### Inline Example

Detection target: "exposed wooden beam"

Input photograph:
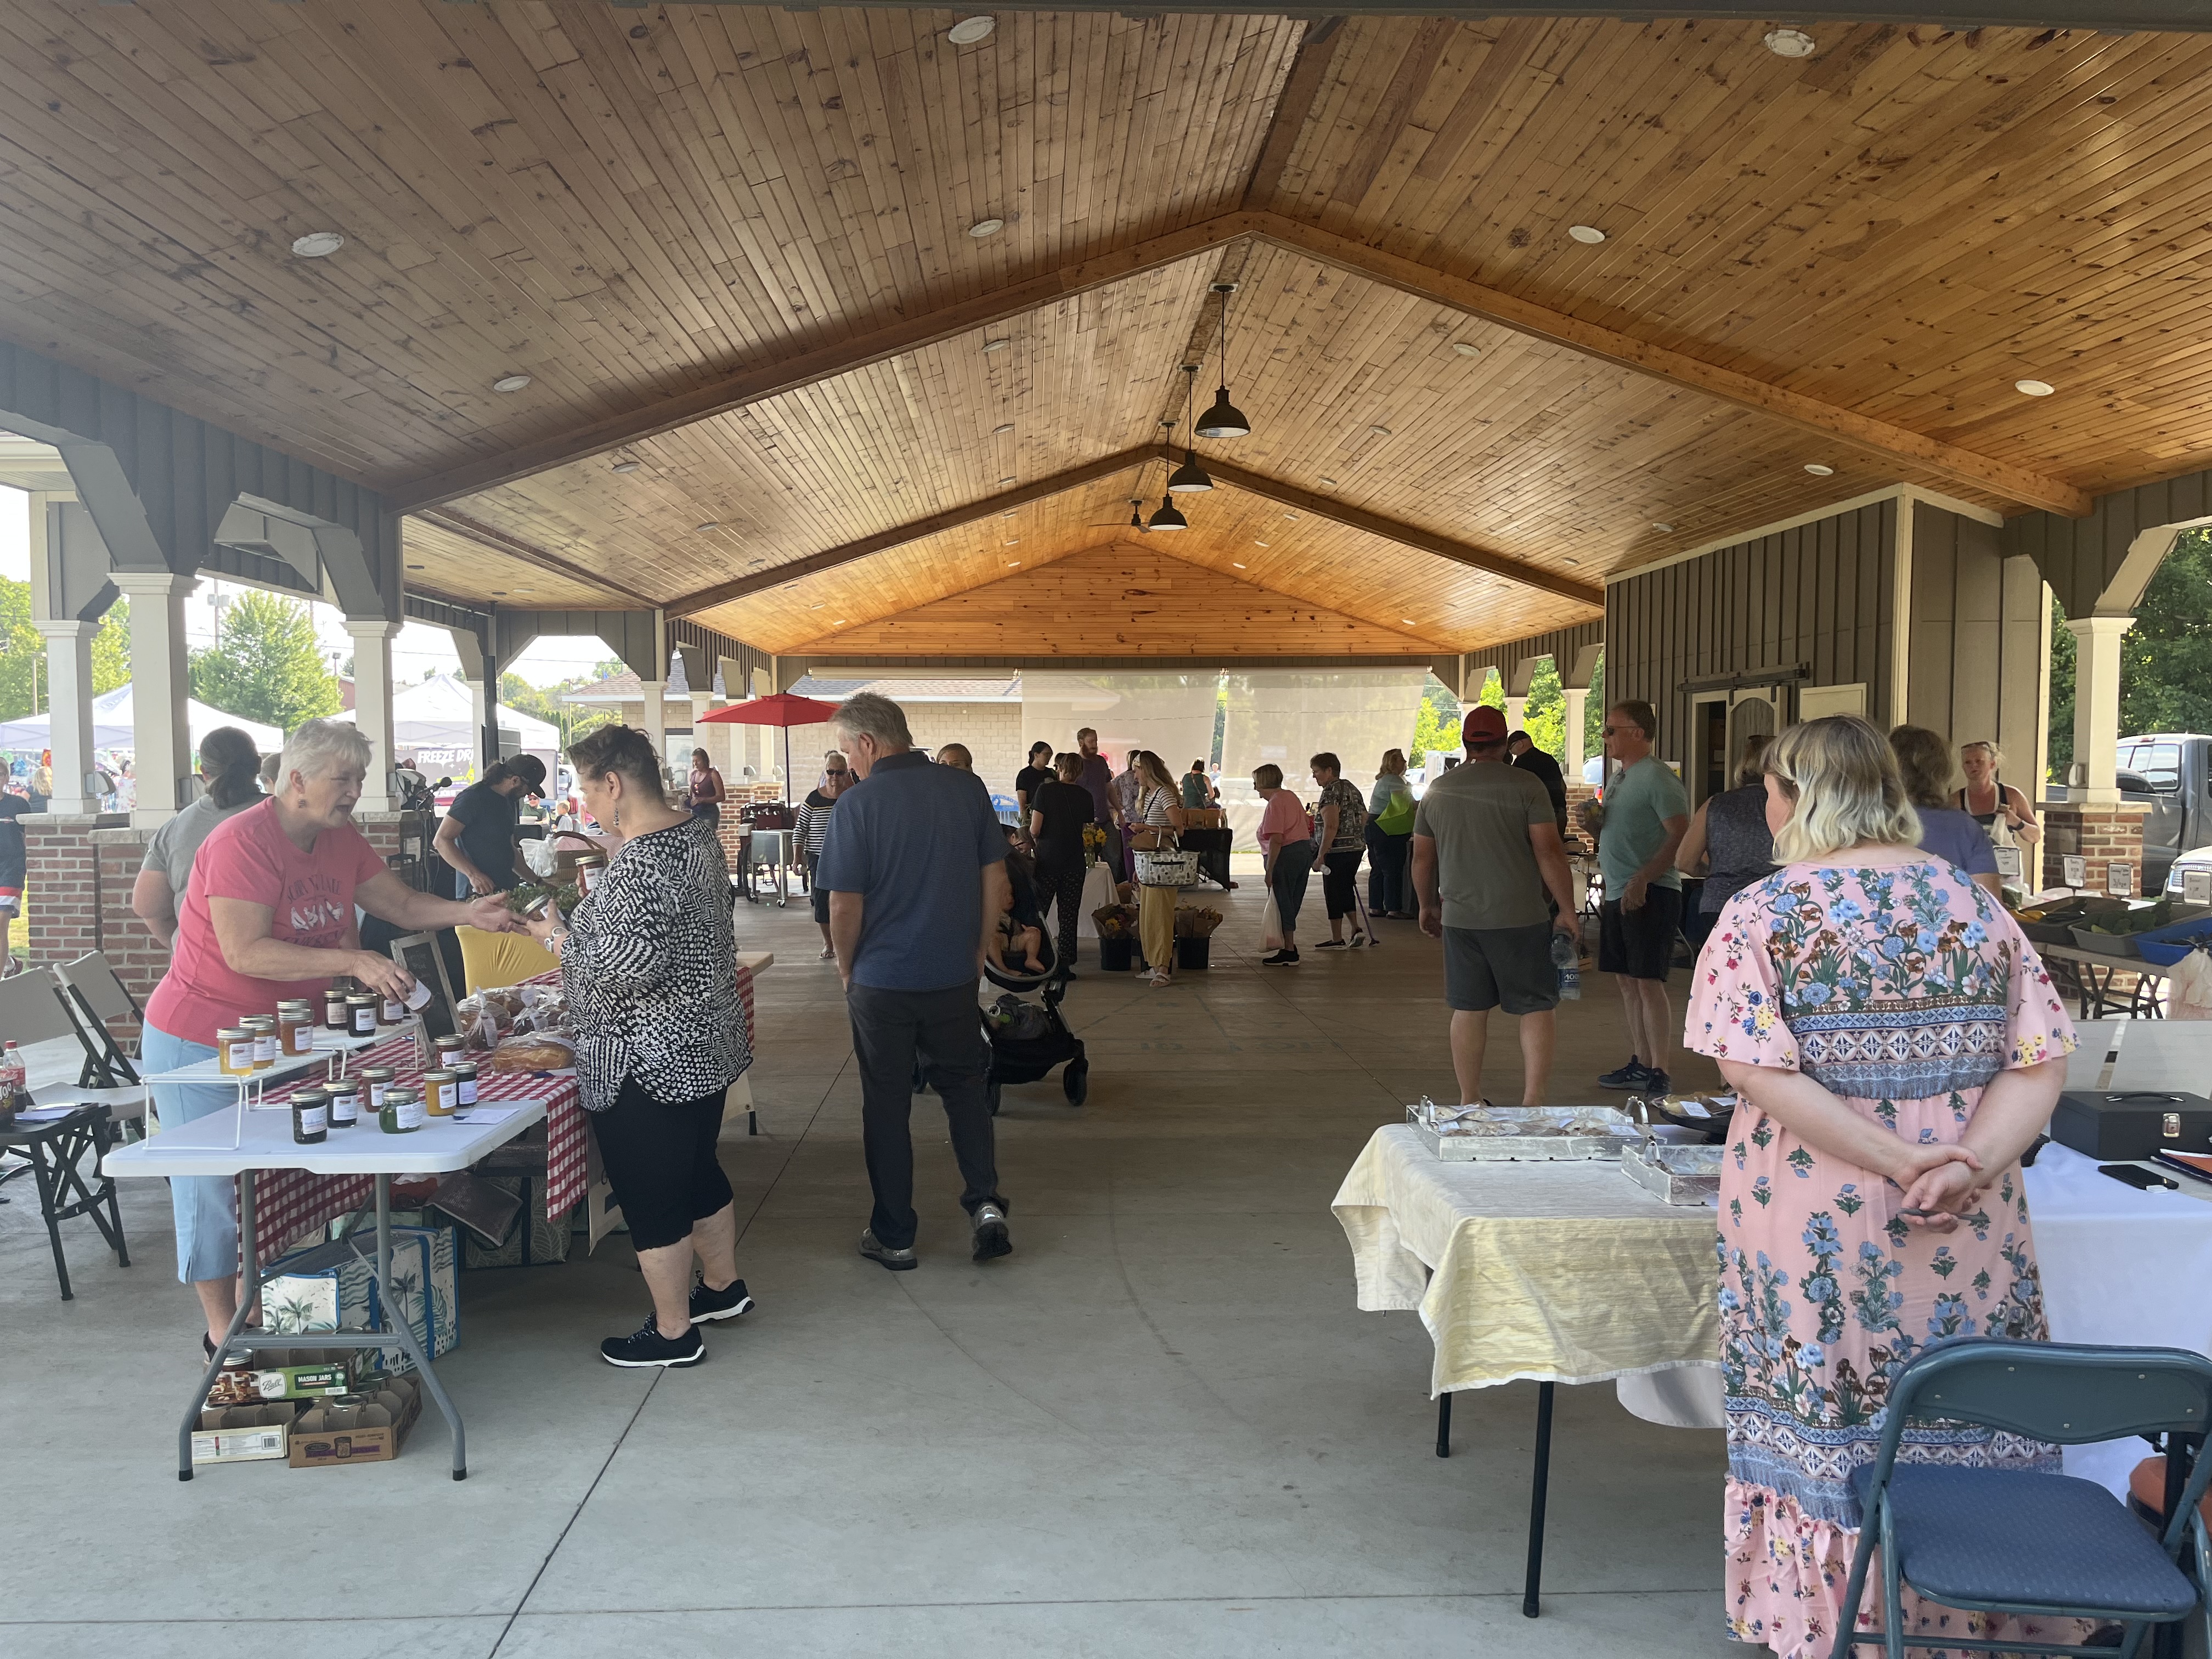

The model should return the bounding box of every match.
[413,509,657,608]
[388,217,1268,512]
[665,449,1164,614]
[1250,219,2093,518]
[1160,446,1609,607]
[397,208,2089,521]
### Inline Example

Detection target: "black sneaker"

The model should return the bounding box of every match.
[1641,1069,1672,1097]
[859,1228,918,1271]
[1598,1058,1649,1090]
[1315,938,1349,950]
[600,1318,705,1369]
[689,1278,754,1325]
[1262,949,1300,966]
[971,1202,1012,1262]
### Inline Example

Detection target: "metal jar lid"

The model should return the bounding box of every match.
[359,1065,397,1082]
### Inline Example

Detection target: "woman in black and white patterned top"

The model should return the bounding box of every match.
[524,724,753,1370]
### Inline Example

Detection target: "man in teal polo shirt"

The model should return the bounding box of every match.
[1594,698,1690,1094]
[818,691,1014,1270]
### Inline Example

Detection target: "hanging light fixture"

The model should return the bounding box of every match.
[1126,498,1147,533]
[1167,365,1214,493]
[1195,281,1250,439]
[1147,492,1188,532]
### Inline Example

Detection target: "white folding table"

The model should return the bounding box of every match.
[104,1096,544,1482]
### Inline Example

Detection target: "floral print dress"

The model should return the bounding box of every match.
[1684,859,2078,1659]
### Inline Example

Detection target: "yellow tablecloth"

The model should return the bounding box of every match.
[1331,1124,1720,1397]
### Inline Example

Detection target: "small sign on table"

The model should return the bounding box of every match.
[2185,870,2211,906]
[2108,862,2136,899]
[2063,854,2089,889]
[1993,845,2023,881]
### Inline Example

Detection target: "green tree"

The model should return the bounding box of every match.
[1407,674,1464,765]
[2121,528,2212,740]
[2048,593,2075,778]
[188,590,340,731]
[1584,650,1605,760]
[0,580,131,720]
[1520,656,1566,758]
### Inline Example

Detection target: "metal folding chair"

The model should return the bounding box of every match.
[49,951,143,1088]
[1832,1339,2212,1659]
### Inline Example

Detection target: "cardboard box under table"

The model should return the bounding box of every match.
[102,1086,545,1483]
[1331,1123,1720,1619]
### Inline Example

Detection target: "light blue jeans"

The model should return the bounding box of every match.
[144,1024,239,1284]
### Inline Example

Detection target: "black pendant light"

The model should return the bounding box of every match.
[1195,281,1251,439]
[1167,366,1215,492]
[1147,492,1188,532]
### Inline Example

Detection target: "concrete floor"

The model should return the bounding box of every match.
[2,868,1739,1659]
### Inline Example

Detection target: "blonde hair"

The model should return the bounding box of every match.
[1961,739,2004,766]
[1765,715,1920,863]
[1379,748,1407,777]
[1136,751,1178,794]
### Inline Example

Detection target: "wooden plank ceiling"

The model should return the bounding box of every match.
[5,9,2212,653]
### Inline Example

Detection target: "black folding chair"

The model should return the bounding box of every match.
[1833,1339,2212,1659]
[50,951,143,1091]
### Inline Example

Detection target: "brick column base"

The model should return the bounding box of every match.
[1562,781,1597,857]
[2040,800,2150,895]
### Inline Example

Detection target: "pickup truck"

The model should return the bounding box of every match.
[2112,733,2212,894]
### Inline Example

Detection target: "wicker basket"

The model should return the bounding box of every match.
[1133,848,1200,887]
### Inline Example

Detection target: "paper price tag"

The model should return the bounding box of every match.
[1993,846,2023,880]
[2062,855,2088,889]
[2108,862,2136,899]
[2185,870,2211,906]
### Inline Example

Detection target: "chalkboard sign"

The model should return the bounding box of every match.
[386,932,459,1041]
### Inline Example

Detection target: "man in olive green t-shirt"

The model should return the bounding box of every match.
[1594,699,1690,1093]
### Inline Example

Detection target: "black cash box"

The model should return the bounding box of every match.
[2050,1090,2212,1161]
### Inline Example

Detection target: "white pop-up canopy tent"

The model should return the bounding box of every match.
[334,674,558,780]
[0,684,284,757]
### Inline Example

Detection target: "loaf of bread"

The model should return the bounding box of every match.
[484,1034,576,1074]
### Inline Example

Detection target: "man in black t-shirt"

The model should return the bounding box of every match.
[1508,730,1570,837]
[433,757,546,898]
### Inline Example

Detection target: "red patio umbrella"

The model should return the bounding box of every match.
[696,691,843,804]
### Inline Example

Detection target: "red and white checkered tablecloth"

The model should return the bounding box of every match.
[242,962,756,1265]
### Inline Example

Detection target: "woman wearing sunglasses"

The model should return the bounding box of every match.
[795,753,851,959]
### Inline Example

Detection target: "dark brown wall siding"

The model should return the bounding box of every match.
[1466,619,1605,690]
[2002,465,2212,617]
[1604,501,1897,759]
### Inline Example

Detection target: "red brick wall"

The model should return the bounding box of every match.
[2040,802,2149,895]
[21,810,426,1048]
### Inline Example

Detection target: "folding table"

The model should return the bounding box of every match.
[104,1047,544,1482]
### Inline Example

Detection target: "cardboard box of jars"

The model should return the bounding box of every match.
[191,1355,421,1468]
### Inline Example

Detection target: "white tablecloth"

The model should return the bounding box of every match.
[1073,862,1116,939]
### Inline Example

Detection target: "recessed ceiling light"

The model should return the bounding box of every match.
[1401,618,1418,627]
[1564,557,1582,566]
[1319,477,1339,486]
[290,231,345,258]
[405,563,424,570]
[983,338,1011,353]
[1764,27,1817,58]
[1006,561,1020,567]
[695,521,720,532]
[611,459,640,474]
[1803,463,1834,476]
[1452,342,1482,358]
[1652,522,1675,532]
[1567,225,1606,245]
[1255,540,1269,547]
[992,423,1014,435]
[948,15,995,43]
[2016,379,2056,397]
[1284,512,1299,520]
[1231,561,1246,568]
[491,590,507,596]
[832,619,847,626]
[491,374,532,393]
[809,602,825,610]
[1369,424,1392,436]
[1003,539,1019,546]
[998,476,1017,484]
[968,218,1005,239]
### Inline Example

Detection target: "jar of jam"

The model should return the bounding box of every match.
[358,1066,397,1111]
[432,1035,469,1069]
[574,850,607,894]
[217,1026,256,1076]
[242,1016,278,1070]
[379,988,407,1025]
[379,1086,425,1135]
[327,1077,361,1129]
[422,1068,458,1116]
[325,987,350,1032]
[452,1060,479,1108]
[291,1087,330,1144]
[278,1000,316,1056]
[347,994,379,1037]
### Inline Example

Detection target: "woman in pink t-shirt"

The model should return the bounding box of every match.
[1253,763,1317,966]
[145,719,521,1359]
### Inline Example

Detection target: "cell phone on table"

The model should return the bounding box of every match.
[2100,1163,2181,1192]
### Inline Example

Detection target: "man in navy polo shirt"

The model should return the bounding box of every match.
[817,691,1014,1269]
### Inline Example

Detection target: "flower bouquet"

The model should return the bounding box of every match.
[1091,903,1138,939]
[1173,906,1223,938]
[1081,821,1107,868]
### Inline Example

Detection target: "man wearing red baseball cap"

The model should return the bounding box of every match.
[1410,705,1580,1105]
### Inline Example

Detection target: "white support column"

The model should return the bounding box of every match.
[2067,616,2134,802]
[110,570,197,825]
[346,618,402,813]
[1562,687,1589,775]
[465,676,492,776]
[639,680,669,781]
[33,620,98,815]
[1505,695,1527,731]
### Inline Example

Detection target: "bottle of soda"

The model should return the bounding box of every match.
[1551,929,1581,1000]
[0,1039,26,1115]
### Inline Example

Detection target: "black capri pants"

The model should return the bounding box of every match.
[1319,847,1363,921]
[588,1074,735,1251]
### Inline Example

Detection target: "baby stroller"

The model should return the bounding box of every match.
[979,949,1088,1111]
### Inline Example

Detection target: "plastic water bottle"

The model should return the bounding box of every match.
[1551,930,1581,1000]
